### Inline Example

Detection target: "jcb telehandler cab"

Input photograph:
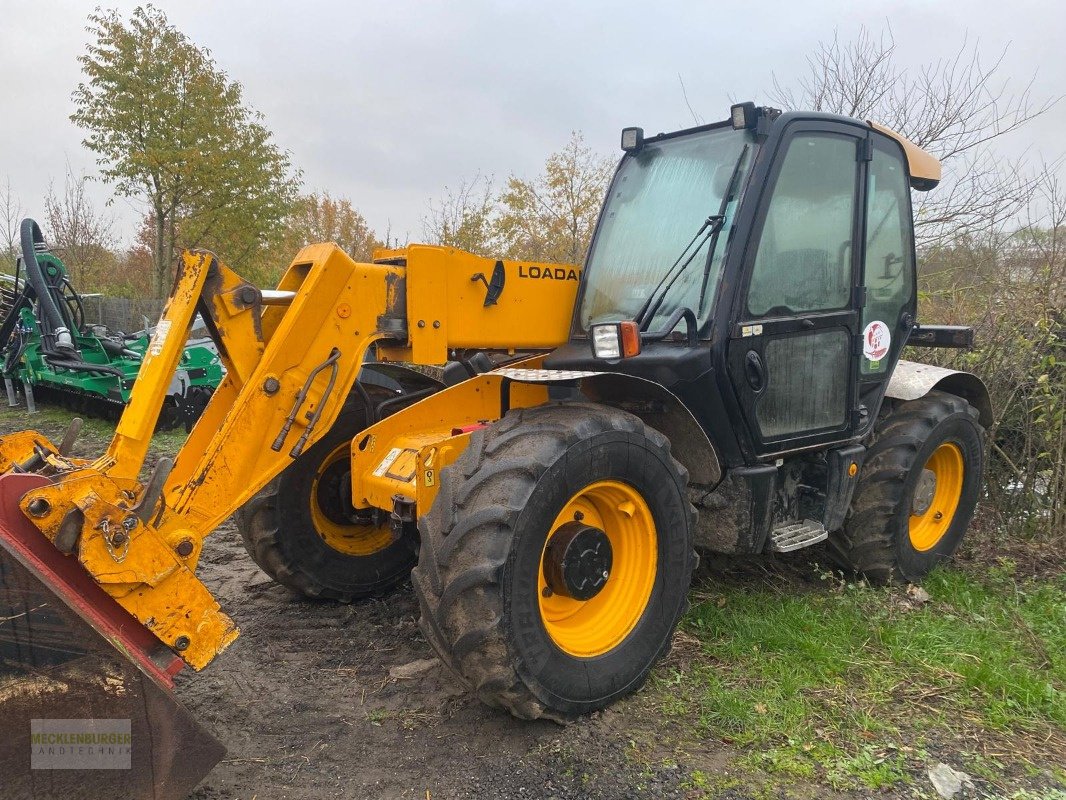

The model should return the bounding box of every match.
[0,104,987,793]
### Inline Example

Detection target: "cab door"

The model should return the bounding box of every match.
[726,122,867,456]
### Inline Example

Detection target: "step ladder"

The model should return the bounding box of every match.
[769,519,828,552]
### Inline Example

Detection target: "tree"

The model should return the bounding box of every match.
[71,5,300,297]
[421,174,499,256]
[44,168,117,289]
[496,132,614,264]
[421,134,615,264]
[284,192,382,262]
[769,27,1055,248]
[0,177,22,273]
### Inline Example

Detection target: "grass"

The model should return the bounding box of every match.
[650,560,1066,794]
[0,405,188,460]
[4,404,1064,795]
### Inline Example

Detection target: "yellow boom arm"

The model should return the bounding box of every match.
[0,243,577,669]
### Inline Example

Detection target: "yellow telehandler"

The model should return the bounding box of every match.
[0,104,989,797]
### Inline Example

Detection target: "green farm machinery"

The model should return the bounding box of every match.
[0,219,222,429]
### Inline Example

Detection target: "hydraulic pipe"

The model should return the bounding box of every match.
[19,219,74,352]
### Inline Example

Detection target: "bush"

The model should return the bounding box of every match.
[918,226,1065,540]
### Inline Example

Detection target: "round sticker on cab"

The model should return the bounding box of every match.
[863,320,891,361]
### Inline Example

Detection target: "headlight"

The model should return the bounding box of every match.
[591,324,621,359]
[591,322,641,359]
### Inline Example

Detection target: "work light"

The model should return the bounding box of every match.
[620,127,644,152]
[731,102,757,130]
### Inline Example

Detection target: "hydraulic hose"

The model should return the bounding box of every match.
[20,218,75,352]
[43,356,125,378]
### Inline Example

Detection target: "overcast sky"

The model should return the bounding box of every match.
[2,0,1064,249]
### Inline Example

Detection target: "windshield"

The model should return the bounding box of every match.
[578,126,756,333]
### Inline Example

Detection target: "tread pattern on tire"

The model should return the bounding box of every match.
[828,390,981,584]
[412,401,693,722]
[235,392,405,602]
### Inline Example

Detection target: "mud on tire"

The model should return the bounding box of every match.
[236,391,416,601]
[412,402,696,721]
[828,390,984,584]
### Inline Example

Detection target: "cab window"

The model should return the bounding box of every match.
[747,134,859,317]
[861,137,915,374]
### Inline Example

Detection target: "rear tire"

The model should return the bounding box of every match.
[412,402,696,721]
[828,391,983,584]
[236,390,417,601]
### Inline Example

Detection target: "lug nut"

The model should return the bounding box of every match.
[573,511,584,521]
[27,497,51,517]
[542,586,553,598]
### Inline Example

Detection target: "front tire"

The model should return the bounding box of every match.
[412,402,695,721]
[828,391,984,584]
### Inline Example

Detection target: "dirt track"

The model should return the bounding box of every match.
[182,523,707,800]
[10,407,1031,800]
[0,408,773,800]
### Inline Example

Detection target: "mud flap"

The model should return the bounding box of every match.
[0,473,224,799]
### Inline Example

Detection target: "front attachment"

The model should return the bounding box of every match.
[0,473,224,799]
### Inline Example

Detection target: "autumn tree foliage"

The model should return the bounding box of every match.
[495,133,614,264]
[71,5,300,297]
[422,175,498,257]
[43,169,117,289]
[422,133,614,264]
[282,193,383,263]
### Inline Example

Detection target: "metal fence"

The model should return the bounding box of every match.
[80,296,166,334]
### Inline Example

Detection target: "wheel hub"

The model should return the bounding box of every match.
[309,442,395,556]
[542,522,613,601]
[912,468,937,515]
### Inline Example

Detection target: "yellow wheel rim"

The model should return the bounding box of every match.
[908,442,965,552]
[538,480,657,658]
[309,443,394,557]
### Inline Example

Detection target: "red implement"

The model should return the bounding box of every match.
[0,473,224,799]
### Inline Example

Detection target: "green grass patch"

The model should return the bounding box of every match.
[653,565,1065,792]
[0,405,187,460]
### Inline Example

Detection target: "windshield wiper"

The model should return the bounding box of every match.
[697,144,750,316]
[634,144,750,332]
[633,214,723,330]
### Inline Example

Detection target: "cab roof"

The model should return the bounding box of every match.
[633,108,942,192]
[867,121,941,191]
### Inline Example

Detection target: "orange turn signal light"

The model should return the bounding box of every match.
[619,321,641,358]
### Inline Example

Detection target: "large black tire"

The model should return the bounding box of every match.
[828,391,984,584]
[412,402,696,721]
[236,391,416,601]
